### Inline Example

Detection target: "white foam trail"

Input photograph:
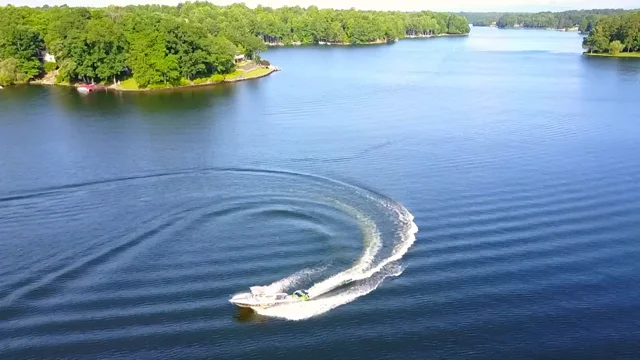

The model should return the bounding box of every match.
[255,264,404,321]
[306,202,382,298]
[263,265,328,293]
[353,203,418,281]
[252,198,418,321]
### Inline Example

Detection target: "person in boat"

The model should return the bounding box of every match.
[293,290,310,300]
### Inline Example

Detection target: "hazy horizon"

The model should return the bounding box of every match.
[1,0,639,12]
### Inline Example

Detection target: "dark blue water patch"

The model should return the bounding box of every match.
[1,27,640,359]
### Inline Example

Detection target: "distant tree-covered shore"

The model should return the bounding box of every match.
[464,9,630,31]
[0,3,470,88]
[456,12,502,27]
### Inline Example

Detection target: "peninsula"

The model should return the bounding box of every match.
[0,3,470,90]
[582,12,640,58]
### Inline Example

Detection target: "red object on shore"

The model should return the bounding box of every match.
[77,84,107,93]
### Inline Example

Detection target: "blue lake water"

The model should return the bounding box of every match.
[1,27,640,359]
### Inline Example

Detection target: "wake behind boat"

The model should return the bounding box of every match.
[230,286,310,309]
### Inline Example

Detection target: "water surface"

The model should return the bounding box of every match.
[1,27,640,359]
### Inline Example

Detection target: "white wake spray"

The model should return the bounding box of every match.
[252,195,418,321]
[263,265,329,294]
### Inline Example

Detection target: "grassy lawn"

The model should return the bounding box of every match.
[584,52,640,58]
[120,78,139,90]
[224,70,244,80]
[191,76,211,85]
[113,68,275,91]
[242,67,273,78]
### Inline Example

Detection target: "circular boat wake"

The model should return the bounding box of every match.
[228,170,419,321]
[1,167,417,322]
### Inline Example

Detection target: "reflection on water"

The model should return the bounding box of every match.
[582,55,640,79]
[122,85,237,114]
[44,83,238,115]
[466,27,585,53]
[234,307,271,324]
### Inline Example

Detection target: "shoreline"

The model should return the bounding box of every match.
[19,32,469,91]
[265,33,468,47]
[583,52,640,59]
[404,33,468,39]
[477,25,581,31]
[113,66,280,92]
[266,39,391,47]
[30,66,280,92]
[11,33,472,91]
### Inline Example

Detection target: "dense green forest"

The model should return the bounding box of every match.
[456,12,504,27]
[497,10,629,30]
[0,3,470,88]
[465,9,629,31]
[582,12,640,54]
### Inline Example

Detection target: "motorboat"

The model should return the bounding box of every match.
[229,286,310,309]
[77,84,95,94]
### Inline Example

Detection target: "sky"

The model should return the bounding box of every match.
[2,0,640,12]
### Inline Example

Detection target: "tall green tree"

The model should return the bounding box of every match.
[209,36,237,74]
[85,15,126,83]
[0,24,43,81]
[609,40,625,55]
[0,58,19,86]
[124,16,169,87]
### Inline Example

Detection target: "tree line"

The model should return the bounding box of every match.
[456,12,503,27]
[465,9,629,31]
[0,3,470,88]
[582,12,640,54]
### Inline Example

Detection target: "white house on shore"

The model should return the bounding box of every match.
[44,52,56,63]
[37,50,56,63]
[234,54,245,63]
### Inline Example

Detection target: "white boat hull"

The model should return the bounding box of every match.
[230,288,310,309]
[229,293,300,309]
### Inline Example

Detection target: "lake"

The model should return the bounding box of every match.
[1,26,640,359]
